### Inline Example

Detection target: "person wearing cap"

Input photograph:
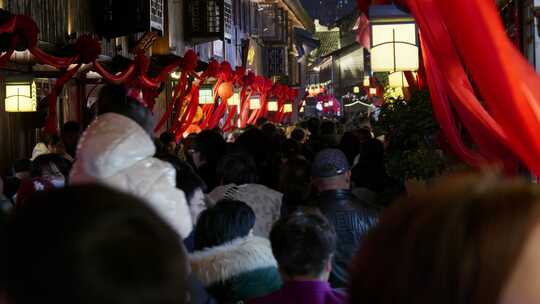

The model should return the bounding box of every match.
[311,148,380,289]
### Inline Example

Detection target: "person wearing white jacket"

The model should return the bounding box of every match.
[70,85,192,239]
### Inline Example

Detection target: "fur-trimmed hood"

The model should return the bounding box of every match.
[190,236,277,287]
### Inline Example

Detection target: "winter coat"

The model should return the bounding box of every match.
[249,281,347,304]
[190,235,282,303]
[70,113,192,238]
[207,184,282,238]
[312,190,380,289]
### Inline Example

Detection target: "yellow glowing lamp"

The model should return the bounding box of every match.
[284,104,292,113]
[369,88,377,95]
[5,80,37,112]
[199,88,214,104]
[171,71,181,80]
[353,86,360,94]
[268,100,278,112]
[300,106,305,113]
[389,71,414,88]
[228,92,241,106]
[363,76,370,87]
[250,96,261,110]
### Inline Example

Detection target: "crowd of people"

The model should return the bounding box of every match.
[1,84,540,304]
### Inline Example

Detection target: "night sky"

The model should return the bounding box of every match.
[300,0,356,25]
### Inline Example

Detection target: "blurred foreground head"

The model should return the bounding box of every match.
[350,173,540,304]
[2,185,188,304]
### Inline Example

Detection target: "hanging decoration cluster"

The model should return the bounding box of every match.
[0,13,298,139]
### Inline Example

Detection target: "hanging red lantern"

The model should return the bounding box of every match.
[218,81,234,100]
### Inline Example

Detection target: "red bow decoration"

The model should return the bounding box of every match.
[239,71,256,128]
[205,61,235,130]
[153,49,199,136]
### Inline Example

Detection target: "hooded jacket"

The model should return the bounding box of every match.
[70,113,192,238]
[190,235,282,303]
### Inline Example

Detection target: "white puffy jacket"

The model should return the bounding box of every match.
[70,113,192,238]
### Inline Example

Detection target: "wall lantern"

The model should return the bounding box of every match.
[370,5,419,72]
[268,100,278,111]
[369,88,377,95]
[284,104,292,113]
[228,92,241,106]
[5,80,37,112]
[199,87,214,104]
[250,96,261,110]
[363,76,370,87]
[353,86,361,94]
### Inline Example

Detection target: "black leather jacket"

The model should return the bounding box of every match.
[313,189,380,289]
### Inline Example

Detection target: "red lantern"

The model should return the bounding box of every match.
[218,82,234,100]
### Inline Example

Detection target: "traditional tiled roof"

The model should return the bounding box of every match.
[315,31,341,57]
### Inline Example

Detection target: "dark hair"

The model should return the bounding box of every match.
[194,200,255,250]
[282,139,301,161]
[193,130,226,165]
[97,85,154,135]
[350,174,540,304]
[31,154,72,179]
[339,131,361,165]
[270,209,336,277]
[306,118,320,137]
[2,185,188,304]
[261,123,277,138]
[62,121,81,135]
[255,117,268,128]
[158,155,207,202]
[217,153,258,185]
[235,128,269,164]
[355,127,373,143]
[279,158,312,213]
[291,128,306,143]
[42,133,61,146]
[320,120,336,136]
[160,131,175,144]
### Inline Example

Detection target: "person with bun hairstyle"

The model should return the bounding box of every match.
[70,85,192,239]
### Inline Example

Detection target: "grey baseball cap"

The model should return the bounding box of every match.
[312,149,350,178]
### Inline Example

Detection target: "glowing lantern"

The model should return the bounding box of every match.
[5,80,37,112]
[199,88,214,104]
[284,104,292,113]
[268,100,278,112]
[369,88,377,95]
[388,71,415,88]
[353,86,360,94]
[228,92,241,106]
[218,82,234,100]
[250,96,261,110]
[170,71,181,80]
[370,5,419,72]
[363,76,370,87]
